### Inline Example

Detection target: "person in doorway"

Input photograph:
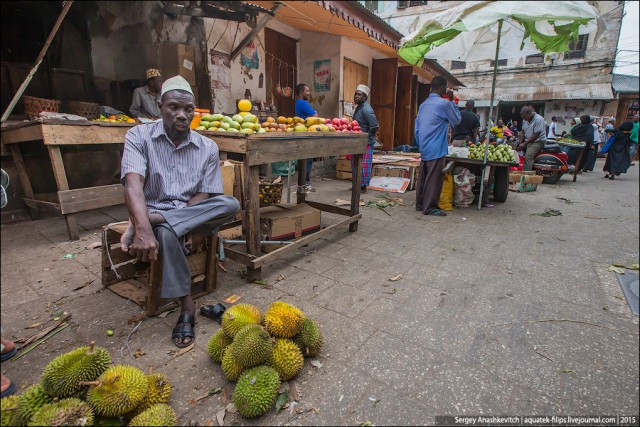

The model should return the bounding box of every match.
[119,75,240,348]
[294,83,318,191]
[603,121,633,180]
[604,118,616,140]
[517,106,547,171]
[490,119,506,142]
[130,68,163,119]
[568,115,594,172]
[547,116,558,140]
[451,100,480,146]
[414,76,461,216]
[351,84,379,193]
[630,114,638,165]
[509,120,519,139]
[583,115,601,172]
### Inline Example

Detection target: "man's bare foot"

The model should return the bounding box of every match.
[120,221,135,252]
[1,373,15,397]
[1,337,15,354]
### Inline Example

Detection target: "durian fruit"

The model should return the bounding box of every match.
[267,339,304,381]
[292,318,324,357]
[221,344,245,382]
[15,384,53,426]
[1,395,21,427]
[207,329,233,363]
[27,398,94,426]
[84,365,148,417]
[41,342,111,398]
[263,301,304,338]
[132,368,171,415]
[221,304,262,337]
[231,325,274,368]
[128,403,177,427]
[233,366,281,418]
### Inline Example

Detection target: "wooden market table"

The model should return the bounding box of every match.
[445,156,518,204]
[1,119,133,240]
[202,130,368,281]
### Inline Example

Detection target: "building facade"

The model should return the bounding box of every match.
[366,0,624,133]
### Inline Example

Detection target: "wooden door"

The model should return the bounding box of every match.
[370,58,397,151]
[343,58,369,117]
[393,66,414,147]
[265,28,297,118]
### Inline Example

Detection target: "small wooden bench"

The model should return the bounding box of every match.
[101,222,218,316]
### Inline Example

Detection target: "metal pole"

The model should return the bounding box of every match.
[477,19,503,211]
[286,160,292,202]
[1,1,74,124]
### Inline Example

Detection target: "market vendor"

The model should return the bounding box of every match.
[120,75,240,348]
[518,106,547,171]
[490,119,506,141]
[351,84,379,193]
[130,68,163,119]
[451,100,480,146]
[568,114,594,171]
[295,83,318,192]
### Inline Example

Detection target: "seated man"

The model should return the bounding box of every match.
[120,75,240,348]
[490,119,506,142]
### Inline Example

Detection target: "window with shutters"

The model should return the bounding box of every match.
[564,34,588,59]
[398,0,428,7]
[363,0,379,12]
[525,54,544,64]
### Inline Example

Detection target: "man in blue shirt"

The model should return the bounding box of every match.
[294,83,318,191]
[414,76,461,216]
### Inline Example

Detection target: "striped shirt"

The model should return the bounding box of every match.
[121,120,223,213]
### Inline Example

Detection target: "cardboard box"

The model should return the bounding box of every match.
[372,162,418,190]
[178,44,196,85]
[336,171,352,180]
[336,158,352,172]
[367,176,410,193]
[259,203,321,252]
[220,160,244,208]
[151,43,197,86]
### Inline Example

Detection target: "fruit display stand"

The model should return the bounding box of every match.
[444,156,518,204]
[1,119,135,240]
[201,130,368,281]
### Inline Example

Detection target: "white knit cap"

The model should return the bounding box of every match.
[356,84,370,98]
[161,75,194,98]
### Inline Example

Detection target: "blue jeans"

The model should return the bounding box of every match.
[630,142,638,160]
[305,158,313,183]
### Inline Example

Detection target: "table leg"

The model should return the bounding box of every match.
[297,158,306,204]
[350,153,363,232]
[9,144,39,220]
[47,145,78,240]
[573,148,586,183]
[243,161,261,280]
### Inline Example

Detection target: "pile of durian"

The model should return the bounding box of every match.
[208,301,323,419]
[1,342,176,426]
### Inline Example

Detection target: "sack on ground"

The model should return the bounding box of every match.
[453,168,475,208]
[438,171,454,211]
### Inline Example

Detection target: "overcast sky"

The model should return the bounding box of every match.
[614,1,639,76]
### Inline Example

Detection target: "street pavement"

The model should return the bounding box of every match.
[1,158,638,425]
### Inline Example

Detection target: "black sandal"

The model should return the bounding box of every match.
[200,303,226,322]
[172,313,195,348]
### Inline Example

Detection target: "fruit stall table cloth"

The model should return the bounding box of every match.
[199,130,368,281]
[1,119,137,240]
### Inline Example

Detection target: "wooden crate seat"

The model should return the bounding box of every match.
[101,221,218,316]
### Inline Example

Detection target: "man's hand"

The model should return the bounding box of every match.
[517,143,525,151]
[185,232,193,252]
[129,227,159,262]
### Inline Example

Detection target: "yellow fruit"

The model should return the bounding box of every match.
[238,99,253,112]
[238,111,250,117]
[319,125,329,132]
[318,118,326,125]
[287,118,293,124]
[266,117,275,123]
[264,301,304,338]
[294,124,308,132]
[276,116,287,124]
[305,117,320,127]
[308,125,320,132]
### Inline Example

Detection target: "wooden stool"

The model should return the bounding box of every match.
[101,222,218,316]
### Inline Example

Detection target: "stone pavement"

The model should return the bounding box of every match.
[1,158,638,425]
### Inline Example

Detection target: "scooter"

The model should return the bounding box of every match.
[531,141,573,184]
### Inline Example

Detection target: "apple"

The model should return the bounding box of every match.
[352,120,359,127]
[332,118,341,126]
[340,117,348,125]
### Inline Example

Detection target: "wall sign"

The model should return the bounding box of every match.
[241,42,259,69]
[314,59,331,92]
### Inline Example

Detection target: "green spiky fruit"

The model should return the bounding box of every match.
[267,339,304,381]
[128,404,176,427]
[15,384,53,425]
[134,373,171,415]
[27,398,94,427]
[292,318,324,357]
[221,344,245,382]
[263,301,304,338]
[1,395,21,427]
[41,342,111,398]
[207,329,233,363]
[221,304,262,337]
[85,365,148,417]
[231,325,274,368]
[233,366,281,418]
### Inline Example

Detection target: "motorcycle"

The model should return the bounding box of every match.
[530,141,573,184]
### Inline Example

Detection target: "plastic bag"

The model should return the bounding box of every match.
[453,168,476,208]
[438,171,454,211]
[271,160,297,176]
